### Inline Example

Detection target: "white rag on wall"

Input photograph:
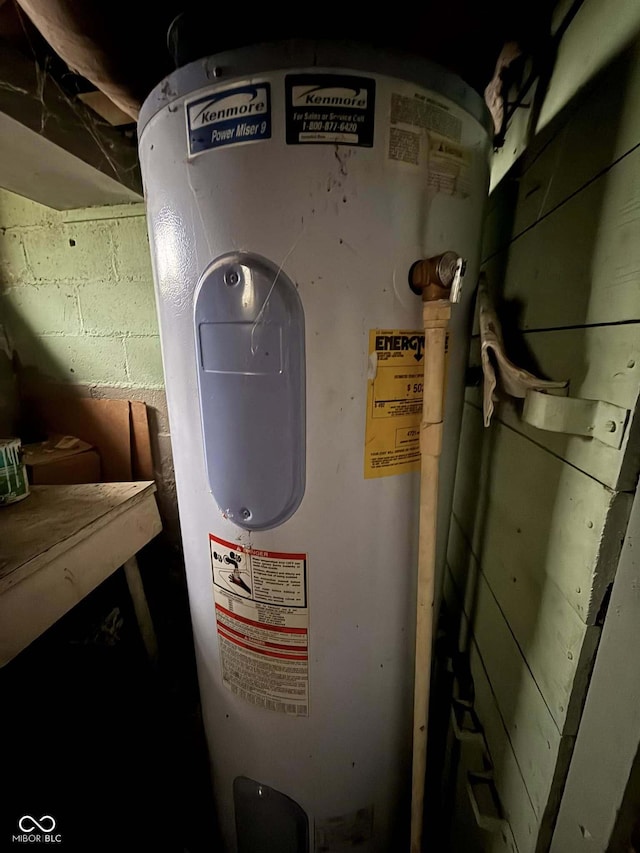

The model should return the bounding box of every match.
[477,275,567,426]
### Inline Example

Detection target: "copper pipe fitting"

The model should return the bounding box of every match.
[409,251,464,302]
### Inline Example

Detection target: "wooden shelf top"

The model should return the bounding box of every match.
[0,481,157,593]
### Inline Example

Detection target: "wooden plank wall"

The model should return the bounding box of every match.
[444,5,640,850]
[490,0,640,190]
[549,490,640,850]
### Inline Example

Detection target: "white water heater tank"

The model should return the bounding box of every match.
[139,41,490,852]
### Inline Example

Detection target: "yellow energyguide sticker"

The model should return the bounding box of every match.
[364,329,425,478]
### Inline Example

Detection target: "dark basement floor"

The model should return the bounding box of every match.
[0,549,219,852]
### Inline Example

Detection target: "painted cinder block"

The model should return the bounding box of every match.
[0,230,29,285]
[0,189,164,390]
[111,217,153,281]
[0,189,55,229]
[23,221,114,282]
[10,333,128,386]
[78,277,159,336]
[124,335,165,388]
[3,284,80,334]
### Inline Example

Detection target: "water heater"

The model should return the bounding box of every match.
[139,41,490,852]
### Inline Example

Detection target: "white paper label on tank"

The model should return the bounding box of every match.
[389,91,462,142]
[388,127,421,165]
[427,132,472,198]
[185,82,271,155]
[210,534,309,716]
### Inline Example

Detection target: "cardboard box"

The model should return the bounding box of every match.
[23,435,101,485]
[24,396,148,482]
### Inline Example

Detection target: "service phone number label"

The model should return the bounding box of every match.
[285,73,375,146]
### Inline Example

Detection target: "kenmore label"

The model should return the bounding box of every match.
[186,82,271,155]
[285,74,375,147]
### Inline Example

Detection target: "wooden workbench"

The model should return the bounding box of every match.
[0,481,162,665]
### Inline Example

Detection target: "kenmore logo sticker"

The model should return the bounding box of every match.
[291,85,368,110]
[189,85,268,129]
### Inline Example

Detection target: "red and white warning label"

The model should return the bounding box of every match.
[209,534,309,716]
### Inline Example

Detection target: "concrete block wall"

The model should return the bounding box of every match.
[0,189,163,389]
[0,188,179,542]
